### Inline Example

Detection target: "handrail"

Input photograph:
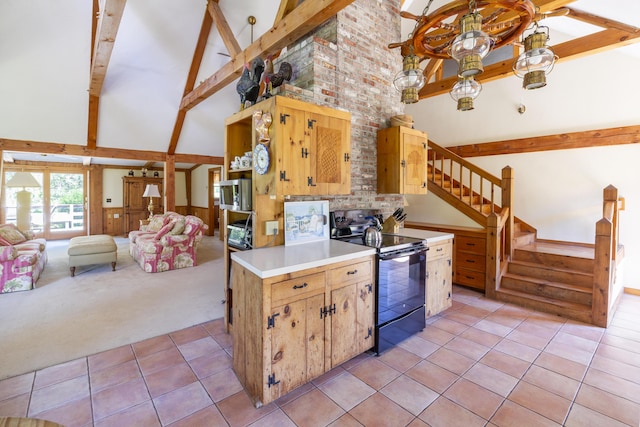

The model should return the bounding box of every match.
[427,141,503,220]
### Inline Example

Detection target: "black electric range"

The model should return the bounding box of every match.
[330,209,428,354]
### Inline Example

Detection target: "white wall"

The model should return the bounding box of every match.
[101,169,187,208]
[190,165,222,208]
[404,50,640,288]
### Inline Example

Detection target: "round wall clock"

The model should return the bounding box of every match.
[253,143,270,175]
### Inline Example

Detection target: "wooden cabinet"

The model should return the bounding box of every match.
[455,235,486,291]
[406,223,487,291]
[122,177,163,234]
[224,96,352,330]
[426,239,453,316]
[224,96,352,249]
[278,106,351,196]
[327,259,374,366]
[231,255,374,407]
[377,126,428,194]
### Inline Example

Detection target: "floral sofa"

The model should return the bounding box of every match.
[128,212,208,273]
[0,224,47,293]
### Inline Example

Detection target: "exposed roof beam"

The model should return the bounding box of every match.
[0,139,223,165]
[167,4,215,155]
[87,0,127,149]
[208,0,242,57]
[180,0,356,111]
[419,21,640,99]
[274,0,299,25]
[446,124,640,157]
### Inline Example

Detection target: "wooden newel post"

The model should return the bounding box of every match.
[501,166,514,260]
[593,218,613,327]
[485,212,499,299]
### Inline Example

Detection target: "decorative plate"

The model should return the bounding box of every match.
[253,143,270,175]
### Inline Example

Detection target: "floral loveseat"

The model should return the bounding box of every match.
[128,212,208,273]
[0,224,47,293]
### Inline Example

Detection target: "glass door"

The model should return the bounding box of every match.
[46,172,86,239]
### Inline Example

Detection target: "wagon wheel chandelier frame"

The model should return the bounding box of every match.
[389,0,557,109]
[390,0,536,60]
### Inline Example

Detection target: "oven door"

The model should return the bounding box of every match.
[377,247,427,325]
[375,246,427,354]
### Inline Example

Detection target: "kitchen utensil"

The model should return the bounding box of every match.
[363,216,382,246]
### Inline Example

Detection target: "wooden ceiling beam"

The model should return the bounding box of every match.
[446,124,640,157]
[419,24,640,99]
[180,0,356,111]
[87,0,127,149]
[167,4,215,155]
[0,138,222,165]
[208,0,242,57]
[274,0,299,25]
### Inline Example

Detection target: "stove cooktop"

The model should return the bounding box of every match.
[336,233,426,254]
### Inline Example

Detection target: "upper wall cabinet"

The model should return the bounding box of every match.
[226,96,351,199]
[277,102,351,196]
[377,126,428,195]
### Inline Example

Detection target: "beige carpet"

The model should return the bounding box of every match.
[0,235,226,380]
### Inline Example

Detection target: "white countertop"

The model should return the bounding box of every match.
[400,228,455,244]
[231,239,376,279]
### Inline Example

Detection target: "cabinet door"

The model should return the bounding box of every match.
[330,283,358,367]
[268,293,325,402]
[355,280,375,354]
[426,257,452,317]
[308,111,351,195]
[277,106,309,195]
[277,108,350,196]
[401,131,428,195]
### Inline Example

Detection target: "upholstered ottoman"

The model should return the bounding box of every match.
[68,235,117,277]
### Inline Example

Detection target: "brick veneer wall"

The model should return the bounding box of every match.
[273,0,407,216]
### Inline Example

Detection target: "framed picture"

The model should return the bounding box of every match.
[284,200,330,246]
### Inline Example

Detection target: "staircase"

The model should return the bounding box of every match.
[425,141,623,327]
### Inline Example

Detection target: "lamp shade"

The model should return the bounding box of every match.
[143,184,161,198]
[6,172,40,188]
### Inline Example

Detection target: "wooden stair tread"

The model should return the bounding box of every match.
[507,259,593,279]
[501,271,592,293]
[496,287,591,310]
[517,241,595,259]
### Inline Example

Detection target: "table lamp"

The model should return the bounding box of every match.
[6,172,40,232]
[142,184,161,219]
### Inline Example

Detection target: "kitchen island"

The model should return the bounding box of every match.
[230,239,376,407]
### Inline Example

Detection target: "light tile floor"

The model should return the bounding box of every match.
[1,286,640,426]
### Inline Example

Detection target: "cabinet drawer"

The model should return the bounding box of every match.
[328,260,372,287]
[271,272,325,306]
[456,236,485,255]
[427,240,452,261]
[455,267,485,290]
[457,252,485,273]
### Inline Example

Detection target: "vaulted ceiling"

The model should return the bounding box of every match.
[1,0,638,168]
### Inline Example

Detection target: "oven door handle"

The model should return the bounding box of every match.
[378,246,427,260]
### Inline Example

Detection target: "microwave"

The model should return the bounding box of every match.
[227,220,252,250]
[219,178,252,211]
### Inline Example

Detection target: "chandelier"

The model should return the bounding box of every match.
[390,0,558,110]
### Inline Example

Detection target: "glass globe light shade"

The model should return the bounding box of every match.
[450,13,493,78]
[513,31,557,90]
[450,78,482,111]
[393,53,425,103]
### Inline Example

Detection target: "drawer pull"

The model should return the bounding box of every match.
[436,248,443,252]
[466,259,475,263]
[466,242,475,246]
[293,283,308,290]
[465,275,474,279]
[347,269,358,275]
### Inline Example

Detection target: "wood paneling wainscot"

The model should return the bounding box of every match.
[103,208,124,236]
